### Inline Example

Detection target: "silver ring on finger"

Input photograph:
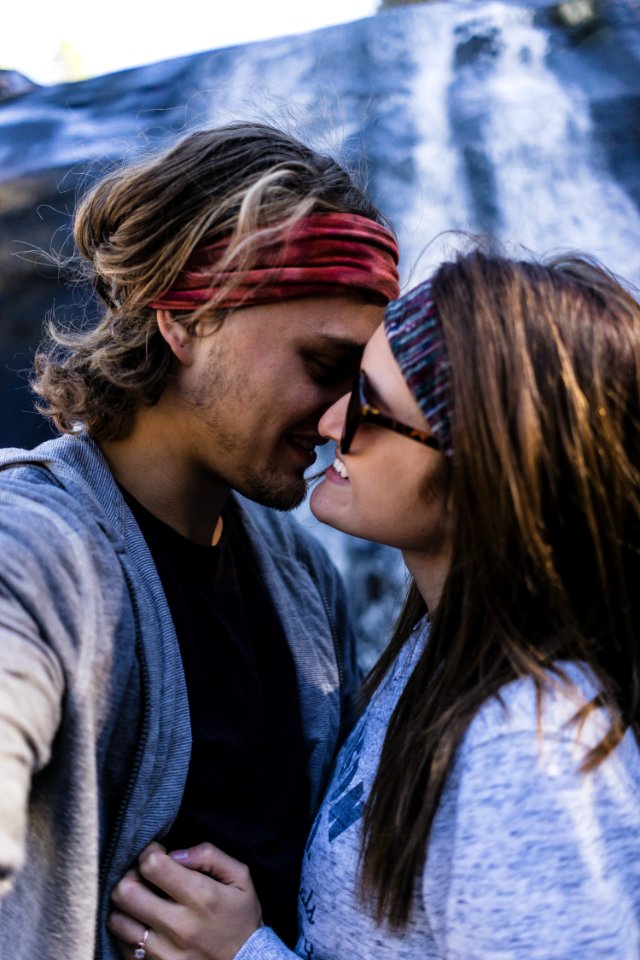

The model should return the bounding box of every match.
[133,926,150,960]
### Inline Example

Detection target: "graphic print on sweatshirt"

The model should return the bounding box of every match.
[327,718,367,841]
[296,634,426,960]
[297,715,367,958]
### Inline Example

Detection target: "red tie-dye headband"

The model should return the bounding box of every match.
[149,212,400,310]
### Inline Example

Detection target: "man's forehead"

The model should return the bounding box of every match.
[293,298,384,347]
[230,295,383,351]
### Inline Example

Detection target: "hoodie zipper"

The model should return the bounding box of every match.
[95,560,151,960]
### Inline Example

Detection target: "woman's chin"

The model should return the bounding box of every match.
[309,480,346,530]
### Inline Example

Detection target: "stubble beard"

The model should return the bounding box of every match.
[185,350,309,512]
[235,464,309,512]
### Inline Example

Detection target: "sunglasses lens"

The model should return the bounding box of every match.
[340,373,362,454]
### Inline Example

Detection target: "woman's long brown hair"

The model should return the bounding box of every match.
[359,250,640,928]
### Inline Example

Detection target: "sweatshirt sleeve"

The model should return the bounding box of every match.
[422,728,640,960]
[0,577,64,892]
[233,926,299,960]
[0,484,94,895]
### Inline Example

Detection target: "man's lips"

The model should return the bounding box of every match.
[285,433,325,466]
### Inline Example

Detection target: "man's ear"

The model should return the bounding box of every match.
[156,309,194,365]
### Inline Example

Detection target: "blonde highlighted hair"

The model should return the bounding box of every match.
[33,122,386,439]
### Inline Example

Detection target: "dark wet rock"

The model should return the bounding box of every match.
[1,0,638,448]
[0,0,639,657]
[0,70,39,102]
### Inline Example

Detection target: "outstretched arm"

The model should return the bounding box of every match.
[110,842,298,960]
[0,584,64,894]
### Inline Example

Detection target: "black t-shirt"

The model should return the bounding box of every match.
[124,492,310,946]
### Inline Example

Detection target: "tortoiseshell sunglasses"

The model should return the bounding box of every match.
[340,370,442,455]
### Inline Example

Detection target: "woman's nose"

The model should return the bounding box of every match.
[318,392,350,444]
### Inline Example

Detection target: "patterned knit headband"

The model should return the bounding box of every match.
[384,278,453,455]
[149,212,400,310]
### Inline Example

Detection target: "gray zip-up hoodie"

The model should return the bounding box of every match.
[0,434,359,960]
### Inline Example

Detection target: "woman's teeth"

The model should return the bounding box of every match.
[333,457,349,479]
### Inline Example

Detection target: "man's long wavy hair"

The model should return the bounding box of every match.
[32,123,386,440]
[359,250,640,929]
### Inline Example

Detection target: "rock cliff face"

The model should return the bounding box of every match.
[1,0,639,448]
[0,0,638,657]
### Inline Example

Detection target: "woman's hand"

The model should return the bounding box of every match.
[109,841,263,960]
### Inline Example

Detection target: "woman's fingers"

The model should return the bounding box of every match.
[138,840,167,867]
[110,846,263,960]
[137,847,230,907]
[111,867,182,930]
[108,909,147,951]
[168,843,252,888]
[112,849,239,935]
[108,912,174,960]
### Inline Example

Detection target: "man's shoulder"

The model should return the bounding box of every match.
[0,434,96,491]
[0,439,82,522]
[0,434,122,547]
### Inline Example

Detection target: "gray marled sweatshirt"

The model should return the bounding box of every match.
[237,629,640,960]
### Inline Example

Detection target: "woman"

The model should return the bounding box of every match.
[109,249,640,959]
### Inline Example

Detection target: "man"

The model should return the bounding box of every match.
[0,123,399,959]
